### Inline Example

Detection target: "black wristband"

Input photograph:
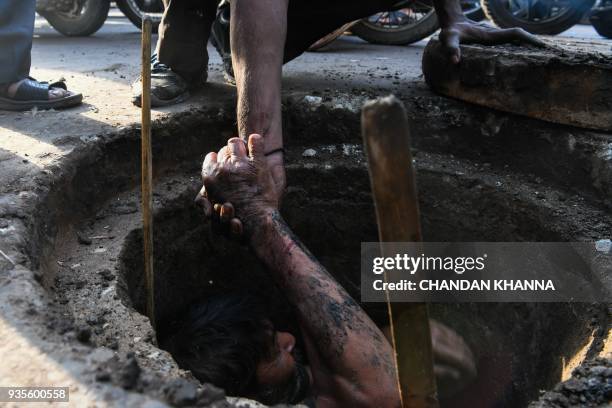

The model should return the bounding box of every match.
[264,147,285,156]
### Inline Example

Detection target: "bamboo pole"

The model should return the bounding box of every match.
[141,16,155,329]
[361,96,438,408]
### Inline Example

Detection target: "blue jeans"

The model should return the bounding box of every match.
[0,0,36,84]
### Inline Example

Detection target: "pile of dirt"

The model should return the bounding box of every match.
[530,358,612,407]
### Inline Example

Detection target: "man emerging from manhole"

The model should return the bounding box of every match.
[160,135,476,407]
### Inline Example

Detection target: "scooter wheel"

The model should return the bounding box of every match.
[116,0,162,33]
[39,0,110,37]
[352,10,439,45]
[482,0,595,35]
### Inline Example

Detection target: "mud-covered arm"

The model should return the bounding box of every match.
[250,211,400,408]
[230,0,287,200]
[432,0,545,64]
[200,135,400,408]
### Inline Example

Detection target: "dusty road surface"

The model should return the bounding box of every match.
[0,8,610,408]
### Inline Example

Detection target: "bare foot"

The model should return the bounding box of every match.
[7,79,73,100]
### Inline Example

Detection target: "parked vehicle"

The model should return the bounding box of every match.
[308,0,485,50]
[590,0,612,38]
[36,0,163,37]
[115,0,163,33]
[482,0,596,35]
[36,0,110,37]
[352,0,485,46]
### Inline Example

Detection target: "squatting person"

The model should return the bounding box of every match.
[161,135,476,407]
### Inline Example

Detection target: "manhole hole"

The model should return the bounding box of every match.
[39,101,611,407]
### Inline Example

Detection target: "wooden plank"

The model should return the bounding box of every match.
[362,96,438,408]
[141,17,155,329]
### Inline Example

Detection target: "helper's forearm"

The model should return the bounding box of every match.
[251,211,399,406]
[230,0,287,152]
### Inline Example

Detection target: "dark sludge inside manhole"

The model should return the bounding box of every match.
[117,165,602,407]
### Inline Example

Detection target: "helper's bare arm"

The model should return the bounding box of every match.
[230,0,287,198]
[201,136,400,408]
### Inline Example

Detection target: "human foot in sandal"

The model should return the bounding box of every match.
[0,77,83,111]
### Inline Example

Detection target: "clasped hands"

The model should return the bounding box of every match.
[195,134,279,239]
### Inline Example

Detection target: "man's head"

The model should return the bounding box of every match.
[162,294,310,405]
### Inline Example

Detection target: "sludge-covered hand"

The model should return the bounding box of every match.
[195,134,279,239]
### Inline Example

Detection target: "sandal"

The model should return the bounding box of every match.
[0,77,83,111]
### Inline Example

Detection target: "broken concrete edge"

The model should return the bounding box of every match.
[0,264,169,407]
[0,89,610,407]
[422,38,612,132]
[0,102,268,406]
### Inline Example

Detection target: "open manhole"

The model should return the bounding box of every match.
[44,99,610,407]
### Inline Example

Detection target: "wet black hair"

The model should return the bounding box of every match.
[161,293,276,396]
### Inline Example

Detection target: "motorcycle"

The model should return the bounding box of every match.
[307,0,485,50]
[115,0,163,33]
[36,0,110,36]
[351,0,485,46]
[481,0,596,35]
[36,0,163,37]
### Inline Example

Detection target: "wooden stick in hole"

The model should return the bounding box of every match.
[362,95,437,408]
[141,16,155,329]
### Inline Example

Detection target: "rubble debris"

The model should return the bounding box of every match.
[119,352,141,390]
[110,201,138,215]
[95,370,111,382]
[76,231,92,245]
[302,148,317,157]
[98,268,114,281]
[530,358,612,407]
[76,326,92,343]
[164,379,199,407]
[303,95,323,106]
